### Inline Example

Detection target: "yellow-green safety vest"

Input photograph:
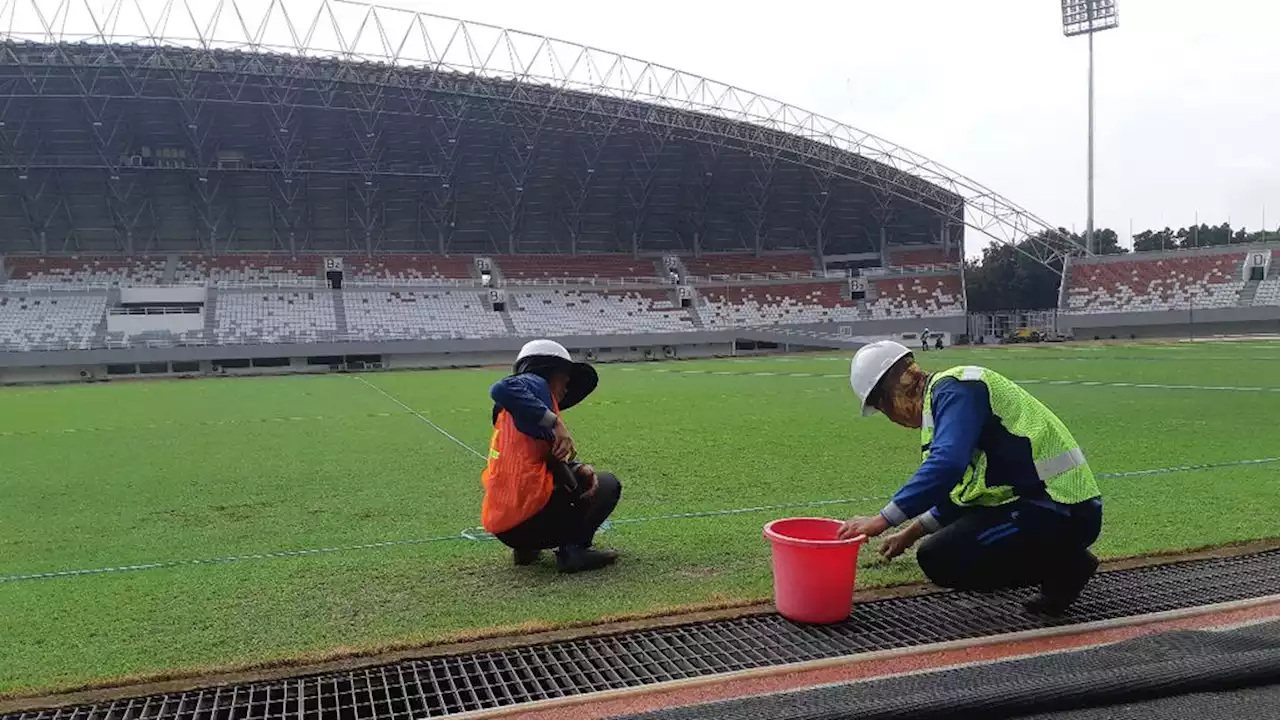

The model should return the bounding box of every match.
[921,365,1101,509]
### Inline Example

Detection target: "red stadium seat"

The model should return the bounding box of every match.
[680,254,817,279]
[494,255,660,281]
[887,246,957,267]
[1064,252,1246,313]
[6,256,166,286]
[346,255,475,282]
[176,255,322,284]
[866,275,966,320]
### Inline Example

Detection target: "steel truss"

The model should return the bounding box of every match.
[0,0,1076,267]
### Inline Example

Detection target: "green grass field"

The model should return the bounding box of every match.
[2,340,1279,696]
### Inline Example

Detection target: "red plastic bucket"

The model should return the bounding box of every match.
[763,517,866,624]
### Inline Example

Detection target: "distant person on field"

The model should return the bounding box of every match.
[921,328,930,352]
[481,339,621,573]
[839,341,1103,615]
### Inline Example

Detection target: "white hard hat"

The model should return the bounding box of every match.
[849,340,912,416]
[512,339,598,410]
[516,339,572,363]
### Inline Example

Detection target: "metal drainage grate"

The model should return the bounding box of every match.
[7,551,1279,720]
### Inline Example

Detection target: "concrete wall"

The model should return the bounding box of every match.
[1070,320,1280,340]
[0,328,792,385]
[778,315,967,337]
[119,286,207,304]
[0,364,91,384]
[107,311,204,335]
[1062,305,1280,339]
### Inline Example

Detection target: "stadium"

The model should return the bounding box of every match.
[1,1,1278,719]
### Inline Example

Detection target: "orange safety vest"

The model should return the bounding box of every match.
[480,404,557,534]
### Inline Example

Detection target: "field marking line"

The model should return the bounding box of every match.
[0,496,893,585]
[0,411,404,439]
[693,351,1280,364]
[1097,456,1280,479]
[353,375,487,462]
[4,454,1278,585]
[622,366,1280,393]
[0,533,468,584]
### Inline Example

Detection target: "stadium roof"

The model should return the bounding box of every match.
[0,0,1072,264]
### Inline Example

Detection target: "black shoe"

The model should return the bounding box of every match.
[513,549,542,566]
[1024,551,1100,616]
[556,546,618,574]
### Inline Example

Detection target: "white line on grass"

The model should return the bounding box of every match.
[623,366,1280,393]
[0,411,404,439]
[353,375,487,461]
[4,454,1278,585]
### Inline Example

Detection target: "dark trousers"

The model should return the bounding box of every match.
[916,499,1102,592]
[496,471,622,551]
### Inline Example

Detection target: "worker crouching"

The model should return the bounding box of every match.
[839,341,1103,616]
[481,339,621,573]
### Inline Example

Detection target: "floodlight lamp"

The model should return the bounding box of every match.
[1061,0,1119,37]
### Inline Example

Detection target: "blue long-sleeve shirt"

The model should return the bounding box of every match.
[879,377,1096,533]
[490,373,561,440]
[489,373,585,475]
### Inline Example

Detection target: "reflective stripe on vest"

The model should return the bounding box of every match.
[921,365,1100,508]
[1035,446,1088,480]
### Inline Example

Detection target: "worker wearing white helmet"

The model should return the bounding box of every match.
[481,339,621,573]
[839,340,1103,615]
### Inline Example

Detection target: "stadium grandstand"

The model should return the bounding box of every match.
[0,0,1078,384]
[1059,243,1280,339]
[0,0,1271,369]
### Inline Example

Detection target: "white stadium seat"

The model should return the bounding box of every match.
[343,290,507,340]
[699,283,862,327]
[508,290,696,336]
[215,291,337,344]
[1253,275,1280,307]
[866,275,966,320]
[0,294,107,350]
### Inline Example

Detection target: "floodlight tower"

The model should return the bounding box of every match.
[1061,0,1119,256]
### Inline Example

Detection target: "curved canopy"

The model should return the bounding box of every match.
[0,0,1078,266]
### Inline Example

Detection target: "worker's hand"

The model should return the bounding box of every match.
[551,417,576,461]
[838,514,890,540]
[576,464,598,499]
[879,523,924,561]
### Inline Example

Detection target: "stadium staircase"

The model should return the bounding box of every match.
[494,292,518,335]
[684,287,706,329]
[475,256,498,283]
[161,255,178,284]
[331,290,349,338]
[203,287,218,339]
[1239,277,1262,306]
[662,255,690,282]
[93,288,119,347]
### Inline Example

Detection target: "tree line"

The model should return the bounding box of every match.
[964,223,1279,312]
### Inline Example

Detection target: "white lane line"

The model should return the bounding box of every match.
[354,376,487,461]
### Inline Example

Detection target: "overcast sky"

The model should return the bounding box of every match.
[380,0,1279,248]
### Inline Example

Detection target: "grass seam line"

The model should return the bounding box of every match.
[3,455,1277,585]
[353,375,487,461]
